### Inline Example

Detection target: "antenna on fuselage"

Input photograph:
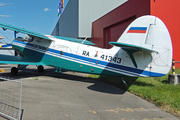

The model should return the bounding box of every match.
[81,37,88,44]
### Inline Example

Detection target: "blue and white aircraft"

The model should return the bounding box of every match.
[0,15,173,76]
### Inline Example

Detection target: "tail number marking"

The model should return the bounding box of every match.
[100,55,122,64]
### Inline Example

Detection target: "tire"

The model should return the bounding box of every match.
[38,65,44,72]
[11,67,18,75]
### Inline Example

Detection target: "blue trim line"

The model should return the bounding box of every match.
[2,44,12,48]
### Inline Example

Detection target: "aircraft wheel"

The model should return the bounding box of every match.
[11,67,18,75]
[38,65,44,72]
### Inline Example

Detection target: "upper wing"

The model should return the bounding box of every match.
[0,54,45,65]
[0,22,95,45]
[0,22,51,40]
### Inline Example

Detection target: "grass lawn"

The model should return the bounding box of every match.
[86,70,180,117]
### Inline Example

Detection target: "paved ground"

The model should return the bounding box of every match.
[0,65,179,120]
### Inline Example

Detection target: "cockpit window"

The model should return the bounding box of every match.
[24,35,29,40]
[24,35,34,42]
[15,37,24,41]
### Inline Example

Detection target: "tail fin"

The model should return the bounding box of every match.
[110,15,172,77]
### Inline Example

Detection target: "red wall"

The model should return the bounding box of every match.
[150,0,180,67]
[93,0,180,66]
[92,0,151,48]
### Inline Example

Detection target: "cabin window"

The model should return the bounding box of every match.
[35,45,38,49]
[24,35,34,42]
[43,47,46,50]
[39,46,43,50]
[40,46,46,51]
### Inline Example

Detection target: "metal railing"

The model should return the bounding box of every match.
[0,77,22,120]
[172,59,180,75]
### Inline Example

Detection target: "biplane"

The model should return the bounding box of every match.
[0,15,172,76]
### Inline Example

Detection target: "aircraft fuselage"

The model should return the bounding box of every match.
[11,35,165,77]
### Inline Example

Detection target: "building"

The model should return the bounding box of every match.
[52,0,180,67]
[52,0,128,40]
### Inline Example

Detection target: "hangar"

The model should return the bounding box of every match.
[52,0,128,40]
[52,0,180,66]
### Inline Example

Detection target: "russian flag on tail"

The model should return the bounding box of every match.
[127,27,147,33]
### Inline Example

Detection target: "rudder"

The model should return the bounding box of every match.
[111,15,172,77]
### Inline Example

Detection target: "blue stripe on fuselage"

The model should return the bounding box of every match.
[1,44,12,48]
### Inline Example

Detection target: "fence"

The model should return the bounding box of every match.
[0,77,22,120]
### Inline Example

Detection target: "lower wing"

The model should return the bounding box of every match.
[0,54,45,65]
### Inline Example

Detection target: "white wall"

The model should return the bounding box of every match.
[52,0,128,39]
[78,0,128,38]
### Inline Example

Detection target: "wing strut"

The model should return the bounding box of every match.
[124,49,138,68]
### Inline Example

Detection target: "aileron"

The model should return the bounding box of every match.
[0,54,45,65]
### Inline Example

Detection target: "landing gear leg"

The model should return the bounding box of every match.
[11,67,18,75]
[37,65,44,72]
[55,67,62,73]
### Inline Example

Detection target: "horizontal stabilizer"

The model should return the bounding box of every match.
[109,42,157,53]
[109,42,157,68]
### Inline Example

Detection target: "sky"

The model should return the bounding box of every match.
[0,0,69,43]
